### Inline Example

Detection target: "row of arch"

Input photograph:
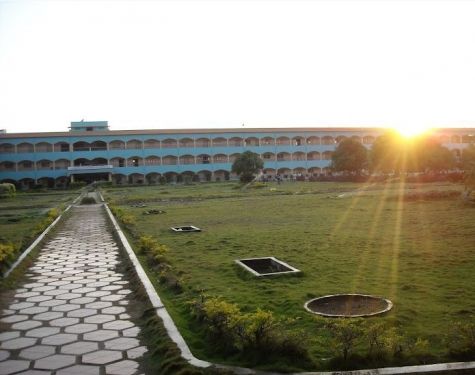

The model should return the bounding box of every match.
[2,167,332,188]
[0,135,374,154]
[0,151,335,171]
[2,134,475,154]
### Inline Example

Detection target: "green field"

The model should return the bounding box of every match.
[0,190,79,274]
[103,181,475,370]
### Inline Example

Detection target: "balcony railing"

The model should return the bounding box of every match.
[68,164,113,171]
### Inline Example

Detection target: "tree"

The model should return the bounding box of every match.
[370,131,406,174]
[331,138,368,174]
[231,151,264,183]
[416,138,455,173]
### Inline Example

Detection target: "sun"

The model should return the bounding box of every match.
[393,122,431,138]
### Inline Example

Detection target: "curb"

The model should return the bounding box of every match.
[101,195,475,375]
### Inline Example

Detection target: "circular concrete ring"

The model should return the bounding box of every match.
[304,293,393,318]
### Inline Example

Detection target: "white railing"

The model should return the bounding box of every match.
[68,164,113,171]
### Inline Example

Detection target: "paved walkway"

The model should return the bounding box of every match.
[0,204,148,375]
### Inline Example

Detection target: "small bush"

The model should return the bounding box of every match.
[0,242,15,266]
[326,318,364,361]
[191,296,311,363]
[81,196,96,204]
[446,319,475,358]
[138,235,168,257]
[0,183,16,198]
[159,176,167,185]
[110,205,137,226]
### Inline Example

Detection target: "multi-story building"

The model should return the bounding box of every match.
[0,121,473,189]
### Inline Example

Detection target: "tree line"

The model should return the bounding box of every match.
[331,131,475,175]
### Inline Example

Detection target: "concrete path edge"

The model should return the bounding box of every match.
[101,196,475,375]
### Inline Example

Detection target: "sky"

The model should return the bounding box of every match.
[1,0,475,133]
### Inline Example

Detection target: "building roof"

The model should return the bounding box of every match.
[0,126,473,139]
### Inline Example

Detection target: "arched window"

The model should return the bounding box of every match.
[144,139,160,149]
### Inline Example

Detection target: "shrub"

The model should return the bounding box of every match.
[0,183,16,198]
[446,319,475,358]
[191,296,311,363]
[0,243,15,266]
[110,205,137,226]
[325,318,364,361]
[81,196,96,204]
[138,235,168,258]
[202,298,241,344]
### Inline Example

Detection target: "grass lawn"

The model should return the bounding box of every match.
[0,190,79,274]
[102,181,475,370]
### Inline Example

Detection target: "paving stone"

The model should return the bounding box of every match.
[25,296,53,303]
[25,327,60,338]
[0,332,20,342]
[56,364,100,375]
[15,370,52,375]
[83,330,119,342]
[12,320,43,330]
[39,299,66,307]
[23,283,44,289]
[0,349,10,361]
[15,292,41,298]
[1,309,14,316]
[85,301,112,309]
[32,312,63,321]
[82,350,122,364]
[85,291,111,298]
[87,282,109,288]
[19,307,49,315]
[0,359,30,374]
[101,295,126,302]
[44,289,69,296]
[49,317,80,327]
[101,306,126,315]
[34,354,75,370]
[103,320,134,331]
[41,333,78,345]
[31,286,56,292]
[105,338,139,351]
[105,359,139,375]
[48,280,71,286]
[9,302,34,310]
[64,323,98,334]
[119,314,131,320]
[73,287,95,294]
[68,297,96,305]
[56,293,82,300]
[61,341,98,355]
[67,308,96,318]
[58,284,82,291]
[1,315,28,324]
[52,304,80,312]
[122,327,140,338]
[19,345,56,360]
[0,337,37,350]
[84,314,115,324]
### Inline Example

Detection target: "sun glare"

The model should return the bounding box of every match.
[393,123,431,138]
